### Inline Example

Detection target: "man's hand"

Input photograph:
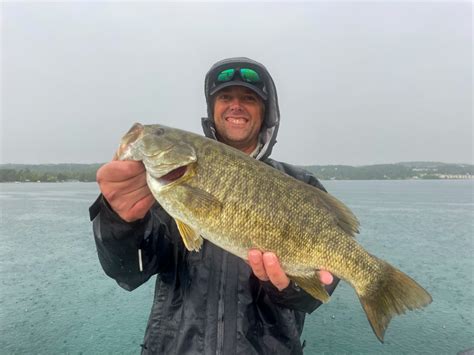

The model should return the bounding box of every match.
[96,160,155,222]
[248,249,333,291]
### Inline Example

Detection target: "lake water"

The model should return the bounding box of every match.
[1,180,473,354]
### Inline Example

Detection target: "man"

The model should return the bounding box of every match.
[90,57,338,354]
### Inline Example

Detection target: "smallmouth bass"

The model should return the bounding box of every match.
[116,123,432,342]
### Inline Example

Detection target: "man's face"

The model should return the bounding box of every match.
[213,86,265,155]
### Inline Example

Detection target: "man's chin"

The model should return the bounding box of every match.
[223,125,251,138]
[222,133,250,145]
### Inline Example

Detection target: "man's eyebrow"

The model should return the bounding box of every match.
[242,89,258,96]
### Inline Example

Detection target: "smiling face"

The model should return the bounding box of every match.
[212,86,265,155]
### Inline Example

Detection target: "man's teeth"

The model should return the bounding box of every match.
[227,117,247,124]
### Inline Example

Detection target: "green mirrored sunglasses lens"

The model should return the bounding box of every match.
[217,69,235,82]
[240,68,261,83]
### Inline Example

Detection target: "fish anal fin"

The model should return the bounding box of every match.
[175,219,203,252]
[289,273,331,303]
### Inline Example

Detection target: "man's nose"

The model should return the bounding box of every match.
[228,97,244,109]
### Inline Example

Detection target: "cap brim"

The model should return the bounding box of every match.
[209,81,268,101]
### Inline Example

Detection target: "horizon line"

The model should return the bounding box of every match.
[1,161,473,167]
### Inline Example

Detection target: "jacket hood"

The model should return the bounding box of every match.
[201,57,280,161]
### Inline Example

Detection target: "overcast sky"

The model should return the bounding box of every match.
[1,1,472,166]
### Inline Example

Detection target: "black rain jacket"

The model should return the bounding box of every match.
[90,57,339,354]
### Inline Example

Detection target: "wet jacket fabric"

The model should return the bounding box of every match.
[90,57,339,354]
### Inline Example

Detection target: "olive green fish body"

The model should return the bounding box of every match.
[158,137,376,287]
[117,123,432,342]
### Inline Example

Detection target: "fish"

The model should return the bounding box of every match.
[116,122,432,342]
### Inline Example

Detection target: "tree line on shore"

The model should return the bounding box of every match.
[0,162,472,182]
[305,162,473,180]
[0,164,102,182]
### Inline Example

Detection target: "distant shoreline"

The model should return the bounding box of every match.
[1,162,472,183]
[2,179,474,184]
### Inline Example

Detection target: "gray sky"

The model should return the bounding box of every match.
[1,1,472,166]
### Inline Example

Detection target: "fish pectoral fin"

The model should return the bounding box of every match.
[289,273,331,303]
[175,184,223,218]
[175,219,203,252]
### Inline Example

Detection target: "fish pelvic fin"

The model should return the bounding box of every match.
[358,261,432,343]
[289,273,331,303]
[175,219,203,252]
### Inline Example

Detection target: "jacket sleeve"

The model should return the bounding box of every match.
[89,194,175,291]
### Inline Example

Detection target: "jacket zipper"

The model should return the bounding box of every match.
[216,251,228,355]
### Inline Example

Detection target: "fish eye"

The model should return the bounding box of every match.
[152,127,165,136]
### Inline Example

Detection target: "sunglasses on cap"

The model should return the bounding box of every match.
[211,67,267,100]
[216,68,262,84]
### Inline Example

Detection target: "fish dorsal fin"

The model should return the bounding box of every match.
[316,190,360,237]
[175,219,203,252]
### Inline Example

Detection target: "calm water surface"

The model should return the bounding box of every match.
[1,180,473,354]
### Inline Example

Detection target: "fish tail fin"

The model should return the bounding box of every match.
[358,261,432,343]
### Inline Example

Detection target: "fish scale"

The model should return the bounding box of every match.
[117,122,432,342]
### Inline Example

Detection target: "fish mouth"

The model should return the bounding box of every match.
[157,165,189,185]
[115,123,145,160]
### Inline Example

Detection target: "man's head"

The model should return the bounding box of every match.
[212,85,265,154]
[203,57,280,160]
[207,64,268,154]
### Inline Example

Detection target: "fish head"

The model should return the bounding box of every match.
[116,123,197,185]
